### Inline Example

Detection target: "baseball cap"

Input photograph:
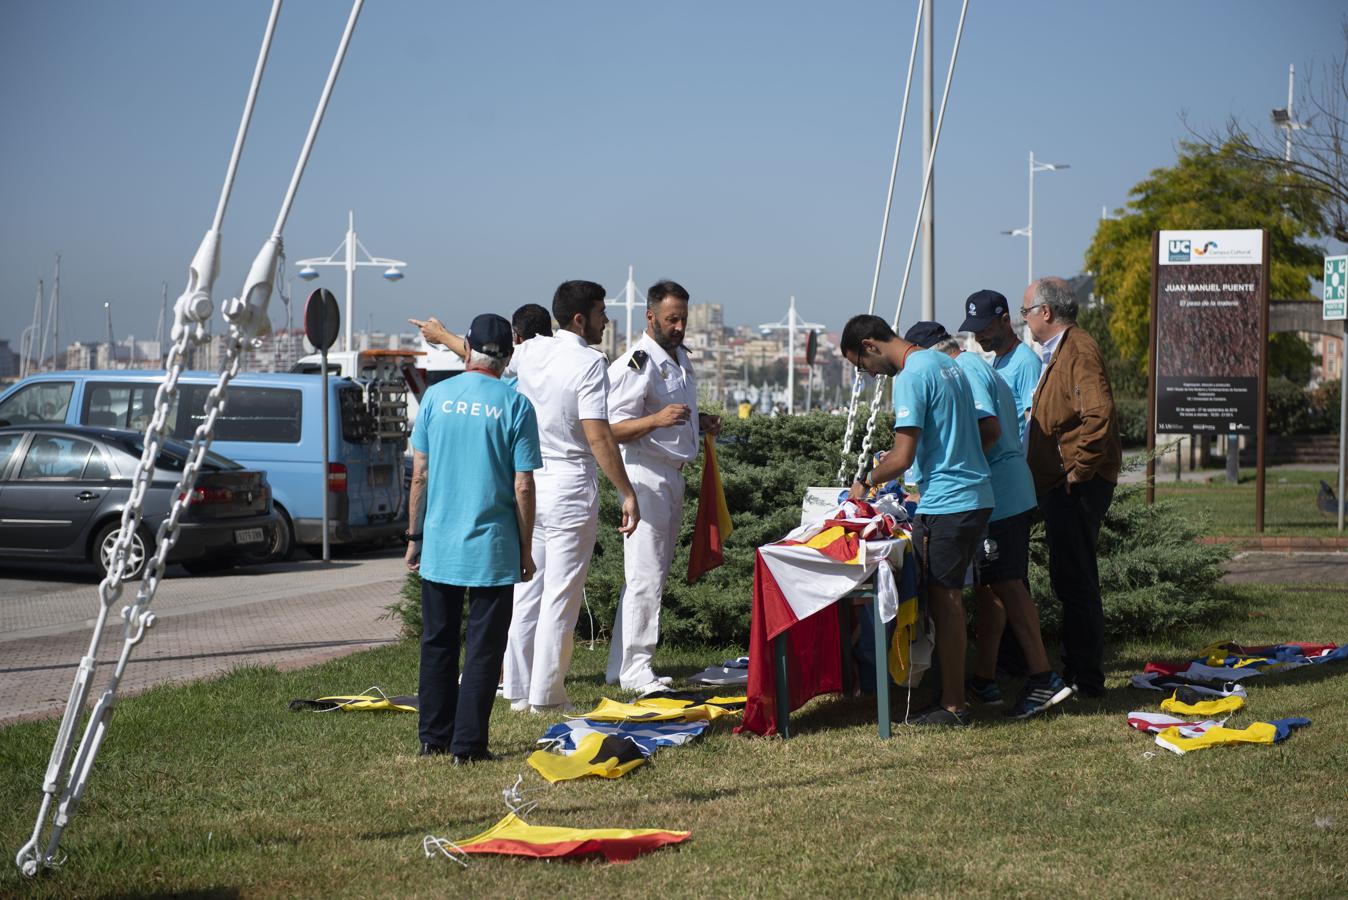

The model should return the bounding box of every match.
[903,321,951,349]
[958,289,1010,333]
[466,313,513,359]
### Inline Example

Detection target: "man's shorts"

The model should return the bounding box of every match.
[974,508,1033,585]
[911,508,992,590]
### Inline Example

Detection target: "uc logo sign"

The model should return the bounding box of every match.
[1167,239,1191,262]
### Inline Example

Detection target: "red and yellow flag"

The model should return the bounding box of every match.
[455,813,690,863]
[687,434,733,584]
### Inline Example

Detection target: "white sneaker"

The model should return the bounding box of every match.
[509,698,530,713]
[529,701,577,715]
[656,675,674,686]
[634,681,667,697]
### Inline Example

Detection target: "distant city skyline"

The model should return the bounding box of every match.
[2,1,1345,351]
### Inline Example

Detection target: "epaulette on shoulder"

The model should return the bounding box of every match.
[628,349,649,372]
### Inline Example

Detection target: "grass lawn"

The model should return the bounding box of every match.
[2,585,1347,897]
[1153,467,1344,536]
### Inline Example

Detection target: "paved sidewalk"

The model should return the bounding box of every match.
[1221,551,1348,585]
[0,555,407,726]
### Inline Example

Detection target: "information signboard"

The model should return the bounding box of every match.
[1152,230,1267,433]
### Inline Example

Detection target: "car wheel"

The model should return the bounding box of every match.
[94,520,151,581]
[240,506,294,565]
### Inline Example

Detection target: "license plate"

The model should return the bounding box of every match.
[234,528,265,545]
[370,465,392,487]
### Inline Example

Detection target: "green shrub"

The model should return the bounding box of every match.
[1266,376,1319,434]
[394,405,1231,644]
[1114,397,1147,447]
[1025,482,1232,638]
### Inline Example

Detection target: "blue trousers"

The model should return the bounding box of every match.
[419,579,513,754]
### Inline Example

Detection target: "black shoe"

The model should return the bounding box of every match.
[452,750,498,766]
[419,742,452,757]
[904,705,971,727]
[1071,682,1107,699]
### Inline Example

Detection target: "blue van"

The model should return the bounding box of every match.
[0,371,407,559]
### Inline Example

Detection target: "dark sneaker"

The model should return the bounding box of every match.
[966,677,1003,706]
[419,742,452,757]
[905,706,971,727]
[1007,673,1075,719]
[451,750,498,766]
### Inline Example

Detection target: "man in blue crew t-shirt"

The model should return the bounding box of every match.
[406,312,543,762]
[905,321,1074,720]
[841,314,992,727]
[959,289,1042,452]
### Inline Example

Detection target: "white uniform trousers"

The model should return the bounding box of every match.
[503,465,599,707]
[606,457,684,688]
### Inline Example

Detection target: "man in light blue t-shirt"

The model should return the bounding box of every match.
[841,314,991,727]
[959,289,1042,451]
[906,321,1074,721]
[406,313,542,763]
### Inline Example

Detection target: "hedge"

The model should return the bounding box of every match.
[392,407,1231,645]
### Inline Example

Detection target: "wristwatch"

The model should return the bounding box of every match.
[401,531,423,542]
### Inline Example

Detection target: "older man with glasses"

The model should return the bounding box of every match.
[1020,277,1122,700]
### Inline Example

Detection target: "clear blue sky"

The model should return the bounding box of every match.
[1,0,1343,347]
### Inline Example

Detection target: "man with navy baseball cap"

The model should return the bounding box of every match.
[959,290,1042,451]
[406,312,543,762]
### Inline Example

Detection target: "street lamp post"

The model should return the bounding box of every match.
[294,209,406,352]
[1271,63,1305,163]
[757,296,825,415]
[1002,151,1069,339]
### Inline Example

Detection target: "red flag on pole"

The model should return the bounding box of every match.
[687,434,733,584]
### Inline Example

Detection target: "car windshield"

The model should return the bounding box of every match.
[116,437,241,472]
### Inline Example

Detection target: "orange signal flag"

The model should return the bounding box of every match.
[687,434,734,584]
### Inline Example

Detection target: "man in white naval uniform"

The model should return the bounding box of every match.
[503,280,640,712]
[606,280,720,694]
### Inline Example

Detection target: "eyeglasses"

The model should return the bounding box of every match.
[1018,304,1044,319]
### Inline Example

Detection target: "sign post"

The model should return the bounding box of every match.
[304,288,340,562]
[1148,229,1268,529]
[1325,254,1347,532]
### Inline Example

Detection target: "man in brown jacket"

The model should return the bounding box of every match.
[1023,277,1122,699]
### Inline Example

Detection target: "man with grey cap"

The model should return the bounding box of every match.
[959,289,1042,450]
[406,313,542,762]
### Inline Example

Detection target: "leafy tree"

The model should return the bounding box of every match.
[1085,140,1325,373]
[1267,332,1317,386]
[1192,22,1348,243]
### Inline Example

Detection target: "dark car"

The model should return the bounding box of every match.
[0,425,280,579]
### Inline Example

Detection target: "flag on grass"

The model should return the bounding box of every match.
[528,733,648,783]
[574,697,736,723]
[454,813,690,862]
[687,434,733,583]
[538,718,711,756]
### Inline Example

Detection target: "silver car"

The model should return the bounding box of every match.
[0,425,280,579]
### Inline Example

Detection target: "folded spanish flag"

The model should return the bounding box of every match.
[687,434,733,584]
[455,812,690,862]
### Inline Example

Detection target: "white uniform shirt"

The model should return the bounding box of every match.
[511,331,610,471]
[607,332,699,467]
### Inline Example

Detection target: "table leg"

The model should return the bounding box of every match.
[837,602,852,697]
[873,594,891,739]
[773,631,792,739]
